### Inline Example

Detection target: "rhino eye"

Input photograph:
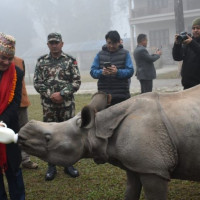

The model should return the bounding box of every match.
[45,133,52,142]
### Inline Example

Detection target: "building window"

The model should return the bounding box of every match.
[148,0,168,9]
[186,0,200,10]
[149,29,169,47]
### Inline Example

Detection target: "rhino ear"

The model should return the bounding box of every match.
[79,105,96,128]
[95,106,128,139]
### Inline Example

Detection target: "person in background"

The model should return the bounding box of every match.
[134,34,162,93]
[34,32,81,181]
[13,56,38,169]
[0,33,25,199]
[172,17,200,90]
[90,30,134,106]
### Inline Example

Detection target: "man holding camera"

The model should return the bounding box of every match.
[90,30,134,106]
[172,17,200,90]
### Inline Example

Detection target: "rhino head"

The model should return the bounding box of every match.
[18,92,112,166]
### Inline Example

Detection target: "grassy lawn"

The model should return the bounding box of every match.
[19,94,200,200]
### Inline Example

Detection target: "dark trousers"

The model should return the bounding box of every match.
[0,168,25,200]
[139,80,153,93]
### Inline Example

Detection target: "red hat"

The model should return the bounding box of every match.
[0,33,15,56]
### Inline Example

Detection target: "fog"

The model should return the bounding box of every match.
[0,0,130,74]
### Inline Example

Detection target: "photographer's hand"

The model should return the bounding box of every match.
[174,34,180,44]
[183,34,192,45]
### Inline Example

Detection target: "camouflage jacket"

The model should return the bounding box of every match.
[34,52,81,108]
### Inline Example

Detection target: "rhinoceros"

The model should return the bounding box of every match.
[18,86,200,200]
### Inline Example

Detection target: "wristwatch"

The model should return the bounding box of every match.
[60,90,65,97]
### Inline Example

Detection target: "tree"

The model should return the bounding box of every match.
[0,0,113,56]
[26,0,112,43]
[111,0,130,38]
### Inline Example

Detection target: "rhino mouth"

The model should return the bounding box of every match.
[18,135,32,152]
[18,135,46,158]
[18,134,26,146]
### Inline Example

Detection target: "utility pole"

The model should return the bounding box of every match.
[128,0,134,55]
[174,0,185,34]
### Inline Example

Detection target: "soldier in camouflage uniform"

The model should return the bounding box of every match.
[33,32,81,181]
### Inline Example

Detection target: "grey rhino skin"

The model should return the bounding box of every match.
[18,86,200,200]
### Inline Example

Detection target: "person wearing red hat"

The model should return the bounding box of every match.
[0,33,25,199]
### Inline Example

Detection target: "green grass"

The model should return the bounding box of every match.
[18,94,200,199]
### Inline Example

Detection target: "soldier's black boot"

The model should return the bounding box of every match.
[45,164,57,181]
[64,165,79,178]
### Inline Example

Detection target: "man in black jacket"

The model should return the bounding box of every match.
[0,33,25,200]
[172,17,200,90]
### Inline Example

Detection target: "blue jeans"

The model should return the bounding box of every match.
[0,168,25,200]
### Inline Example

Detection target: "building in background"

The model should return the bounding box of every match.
[128,0,200,66]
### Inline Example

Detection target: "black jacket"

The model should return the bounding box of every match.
[0,66,23,172]
[172,37,200,88]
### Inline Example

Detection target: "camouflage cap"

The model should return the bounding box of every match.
[192,17,200,27]
[0,33,15,56]
[47,32,62,42]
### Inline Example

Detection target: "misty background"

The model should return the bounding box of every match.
[1,0,130,79]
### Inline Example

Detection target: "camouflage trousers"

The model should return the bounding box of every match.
[42,102,75,123]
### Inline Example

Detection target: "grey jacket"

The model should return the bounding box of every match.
[134,45,160,80]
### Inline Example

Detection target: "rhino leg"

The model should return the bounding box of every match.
[125,171,142,200]
[140,174,168,200]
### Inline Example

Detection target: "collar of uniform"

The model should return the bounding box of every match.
[48,51,67,59]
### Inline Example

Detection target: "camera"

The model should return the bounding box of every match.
[177,32,192,43]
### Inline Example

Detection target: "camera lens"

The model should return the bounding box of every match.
[177,32,189,43]
[177,35,183,43]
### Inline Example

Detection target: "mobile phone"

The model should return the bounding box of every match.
[158,45,162,51]
[104,62,111,68]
